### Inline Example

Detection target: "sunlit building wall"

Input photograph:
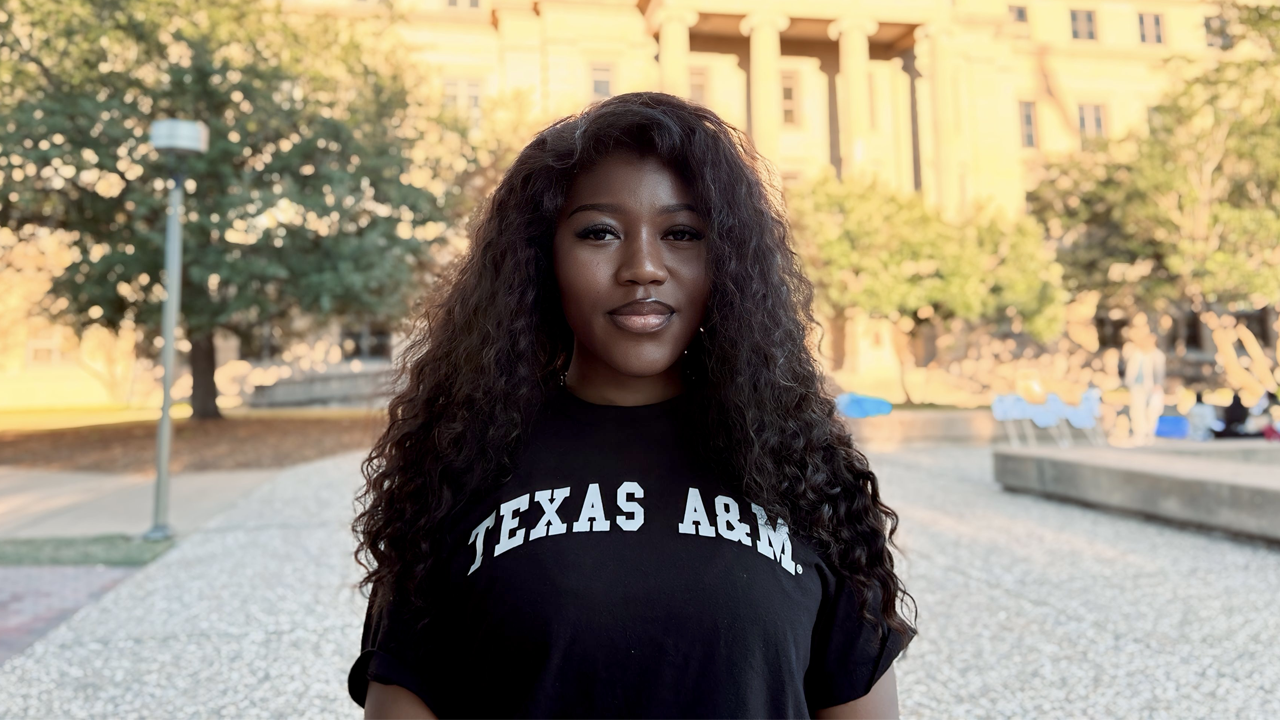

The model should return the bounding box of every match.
[2,0,1243,411]
[288,0,1233,217]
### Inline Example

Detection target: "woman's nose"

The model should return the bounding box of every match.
[616,230,668,286]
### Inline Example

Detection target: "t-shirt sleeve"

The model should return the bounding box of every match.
[347,587,439,712]
[804,565,914,714]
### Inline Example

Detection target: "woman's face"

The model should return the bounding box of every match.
[553,152,710,403]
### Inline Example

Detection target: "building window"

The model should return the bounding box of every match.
[1009,6,1028,23]
[341,322,392,360]
[1241,309,1274,347]
[592,65,613,100]
[1147,106,1165,133]
[1205,16,1233,48]
[1095,316,1128,350]
[1078,103,1105,143]
[1070,10,1096,40]
[447,0,480,7]
[1139,13,1163,44]
[443,80,482,123]
[781,71,799,125]
[1019,101,1038,148]
[25,336,62,366]
[1182,311,1205,351]
[689,67,707,105]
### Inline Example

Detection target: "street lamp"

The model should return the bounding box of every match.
[142,119,209,542]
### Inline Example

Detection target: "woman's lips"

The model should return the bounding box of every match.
[608,312,672,333]
[608,299,674,334]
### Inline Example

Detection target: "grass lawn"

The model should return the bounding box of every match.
[0,534,175,566]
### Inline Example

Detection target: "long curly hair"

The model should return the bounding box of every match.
[352,92,915,644]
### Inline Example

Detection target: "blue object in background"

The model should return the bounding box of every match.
[836,393,893,419]
[1155,415,1189,439]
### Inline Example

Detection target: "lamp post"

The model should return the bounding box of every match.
[143,119,209,542]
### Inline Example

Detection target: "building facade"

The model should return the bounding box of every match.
[288,0,1233,217]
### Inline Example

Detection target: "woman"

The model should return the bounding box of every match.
[349,92,915,719]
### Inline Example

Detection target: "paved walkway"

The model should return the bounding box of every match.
[878,448,1279,718]
[0,464,283,664]
[0,466,279,539]
[0,451,368,719]
[0,447,1276,718]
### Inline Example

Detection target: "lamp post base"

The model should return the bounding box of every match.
[142,524,173,542]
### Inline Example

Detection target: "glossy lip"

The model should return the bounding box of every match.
[607,298,675,334]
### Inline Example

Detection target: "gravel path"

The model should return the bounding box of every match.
[0,452,369,720]
[0,446,1275,719]
[0,566,136,664]
[876,447,1280,719]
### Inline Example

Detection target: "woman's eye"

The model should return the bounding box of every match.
[578,225,617,241]
[666,228,704,242]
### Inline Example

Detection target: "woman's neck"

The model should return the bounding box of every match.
[563,347,686,407]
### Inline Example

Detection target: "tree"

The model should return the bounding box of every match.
[1029,2,1280,322]
[0,0,464,418]
[787,170,1064,371]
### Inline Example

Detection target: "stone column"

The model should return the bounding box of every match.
[914,24,959,216]
[828,16,878,179]
[888,57,916,195]
[912,25,941,209]
[655,8,699,98]
[739,11,791,162]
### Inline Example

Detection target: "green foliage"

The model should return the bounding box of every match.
[1029,1,1280,315]
[787,170,1064,341]
[0,0,469,409]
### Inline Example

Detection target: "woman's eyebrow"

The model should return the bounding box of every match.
[567,202,622,217]
[566,202,698,217]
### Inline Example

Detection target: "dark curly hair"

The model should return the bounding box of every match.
[352,91,915,647]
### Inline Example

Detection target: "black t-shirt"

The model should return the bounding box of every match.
[348,387,908,718]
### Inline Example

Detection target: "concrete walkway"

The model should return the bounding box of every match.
[0,447,1277,718]
[0,463,284,665]
[0,466,278,539]
[0,451,368,719]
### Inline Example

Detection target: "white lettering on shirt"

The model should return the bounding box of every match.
[465,486,801,579]
[677,488,716,537]
[572,483,611,532]
[494,494,530,557]
[528,487,570,540]
[714,496,754,547]
[615,481,645,531]
[751,502,796,575]
[467,511,497,575]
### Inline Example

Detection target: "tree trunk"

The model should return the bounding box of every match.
[189,330,223,420]
[829,310,847,371]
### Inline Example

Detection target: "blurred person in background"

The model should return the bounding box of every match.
[1215,393,1253,438]
[1122,320,1166,447]
[348,93,915,719]
[1241,391,1278,438]
[1186,391,1223,442]
[1262,392,1280,441]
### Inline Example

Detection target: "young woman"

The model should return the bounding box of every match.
[349,92,915,719]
